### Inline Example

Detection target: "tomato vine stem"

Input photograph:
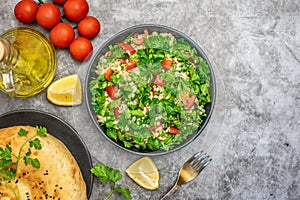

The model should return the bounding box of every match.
[38,0,45,5]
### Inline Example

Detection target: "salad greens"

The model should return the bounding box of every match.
[90,30,211,152]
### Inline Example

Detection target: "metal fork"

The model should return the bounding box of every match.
[160,151,212,200]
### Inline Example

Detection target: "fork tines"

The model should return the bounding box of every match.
[190,151,212,172]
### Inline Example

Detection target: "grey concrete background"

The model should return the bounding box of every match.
[0,0,299,199]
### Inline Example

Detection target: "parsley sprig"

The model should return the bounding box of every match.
[91,163,131,200]
[0,126,47,200]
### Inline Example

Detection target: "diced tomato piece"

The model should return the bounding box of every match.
[134,33,145,44]
[120,58,127,64]
[106,85,118,100]
[114,107,121,118]
[118,42,136,55]
[154,79,165,86]
[169,126,180,134]
[124,59,139,71]
[154,72,165,86]
[161,59,173,70]
[107,51,113,57]
[148,124,163,132]
[150,74,156,83]
[104,68,113,81]
[186,94,197,109]
[187,57,195,64]
[125,61,137,71]
[151,87,157,96]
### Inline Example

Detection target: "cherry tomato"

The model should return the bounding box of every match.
[63,0,89,22]
[106,85,118,100]
[36,3,61,29]
[50,23,75,49]
[161,59,173,70]
[77,16,101,39]
[14,0,38,24]
[118,42,136,55]
[53,0,68,4]
[104,68,114,81]
[69,37,93,62]
[169,126,180,134]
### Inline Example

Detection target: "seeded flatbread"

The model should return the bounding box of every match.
[0,126,87,200]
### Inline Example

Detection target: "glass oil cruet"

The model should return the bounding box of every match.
[0,38,18,95]
[0,27,57,98]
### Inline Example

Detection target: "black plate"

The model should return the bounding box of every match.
[86,24,216,156]
[0,109,93,199]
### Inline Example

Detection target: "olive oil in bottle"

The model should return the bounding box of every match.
[0,27,57,97]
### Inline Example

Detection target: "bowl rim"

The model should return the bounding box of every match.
[85,23,216,156]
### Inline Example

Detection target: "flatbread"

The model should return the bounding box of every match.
[0,126,87,200]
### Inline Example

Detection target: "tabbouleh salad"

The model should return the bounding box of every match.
[89,29,211,152]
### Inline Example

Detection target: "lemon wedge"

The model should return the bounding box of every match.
[126,157,160,190]
[47,74,82,106]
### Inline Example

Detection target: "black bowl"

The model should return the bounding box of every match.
[0,109,93,198]
[86,24,216,156]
